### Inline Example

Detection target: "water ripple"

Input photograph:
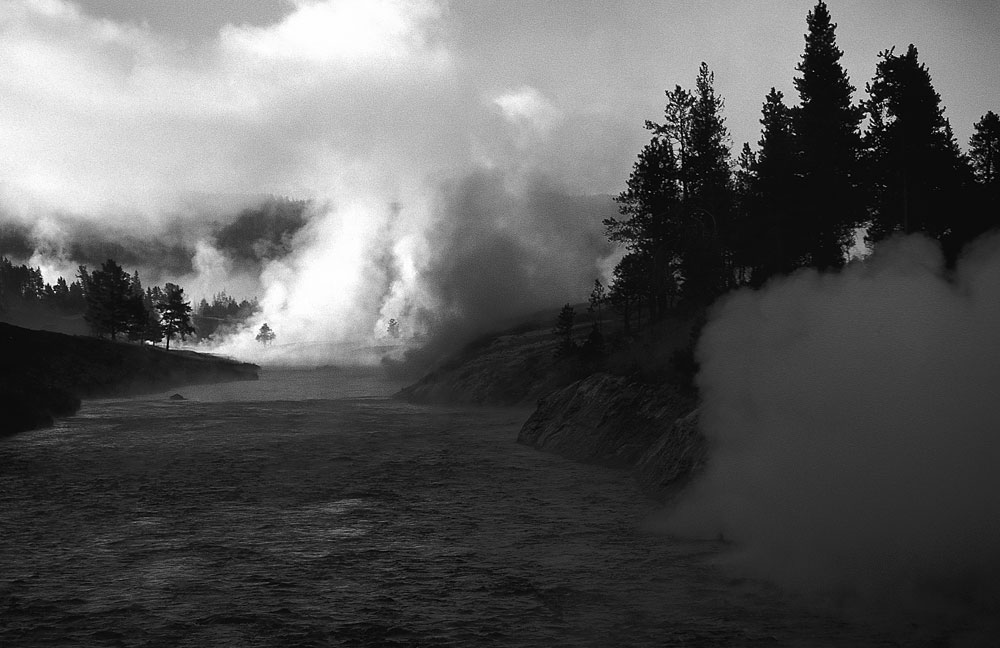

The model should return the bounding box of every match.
[1,378,907,646]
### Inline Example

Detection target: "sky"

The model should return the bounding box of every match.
[69,0,1000,159]
[1,0,999,361]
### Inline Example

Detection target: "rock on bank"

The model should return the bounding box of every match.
[517,373,706,495]
[0,322,259,436]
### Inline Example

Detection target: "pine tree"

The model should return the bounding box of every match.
[757,88,801,279]
[970,111,1000,185]
[125,270,149,343]
[608,252,650,335]
[587,279,606,333]
[967,111,1000,242]
[552,304,576,358]
[793,0,864,270]
[610,64,734,313]
[157,283,195,350]
[864,45,972,245]
[651,86,696,196]
[82,259,134,340]
[143,286,164,345]
[256,322,276,345]
[682,62,734,296]
[607,133,683,320]
[49,276,69,311]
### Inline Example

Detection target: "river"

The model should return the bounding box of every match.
[0,368,933,646]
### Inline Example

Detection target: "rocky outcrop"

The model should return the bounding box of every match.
[0,322,259,436]
[634,409,706,494]
[517,372,706,495]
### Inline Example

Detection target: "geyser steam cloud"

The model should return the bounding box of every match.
[0,0,622,364]
[666,233,1000,606]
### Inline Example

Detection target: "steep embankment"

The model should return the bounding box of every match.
[397,310,707,496]
[517,373,705,496]
[395,326,571,406]
[0,322,258,436]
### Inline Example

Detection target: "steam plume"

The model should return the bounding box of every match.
[0,0,619,364]
[664,232,1000,623]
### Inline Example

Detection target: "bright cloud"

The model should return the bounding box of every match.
[220,0,446,64]
[494,86,563,142]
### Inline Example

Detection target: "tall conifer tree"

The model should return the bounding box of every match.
[737,88,800,285]
[967,111,1000,239]
[970,111,1000,186]
[607,133,682,320]
[685,62,734,295]
[793,1,864,270]
[864,45,971,246]
[157,283,196,350]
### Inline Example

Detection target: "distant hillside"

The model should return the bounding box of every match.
[0,323,258,436]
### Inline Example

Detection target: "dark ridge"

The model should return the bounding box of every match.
[0,322,258,437]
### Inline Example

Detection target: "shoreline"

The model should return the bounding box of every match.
[0,322,259,437]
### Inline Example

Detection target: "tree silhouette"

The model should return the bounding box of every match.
[587,279,606,332]
[967,111,1000,243]
[736,88,802,285]
[612,62,734,310]
[256,322,276,345]
[793,0,864,270]
[157,283,195,350]
[608,252,651,334]
[124,270,151,343]
[864,44,972,247]
[607,132,682,321]
[970,111,1000,185]
[552,304,576,358]
[681,62,733,297]
[82,259,134,340]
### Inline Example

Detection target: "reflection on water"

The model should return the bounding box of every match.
[1,369,904,646]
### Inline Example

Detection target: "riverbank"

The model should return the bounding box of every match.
[517,373,704,498]
[396,310,706,498]
[0,322,259,436]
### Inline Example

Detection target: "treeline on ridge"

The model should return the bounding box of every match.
[0,257,259,348]
[560,1,1000,385]
[607,2,998,314]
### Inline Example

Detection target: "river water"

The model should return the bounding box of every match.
[0,368,947,646]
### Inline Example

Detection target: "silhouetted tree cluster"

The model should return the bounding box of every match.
[0,256,230,349]
[605,62,734,319]
[75,260,192,346]
[607,0,1000,320]
[194,291,260,338]
[0,257,86,315]
[78,260,138,341]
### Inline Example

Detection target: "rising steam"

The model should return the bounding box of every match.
[664,232,1000,622]
[0,0,622,365]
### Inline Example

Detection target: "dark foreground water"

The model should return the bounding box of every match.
[0,368,954,646]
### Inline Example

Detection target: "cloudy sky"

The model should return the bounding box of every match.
[3,0,997,210]
[1,0,998,359]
